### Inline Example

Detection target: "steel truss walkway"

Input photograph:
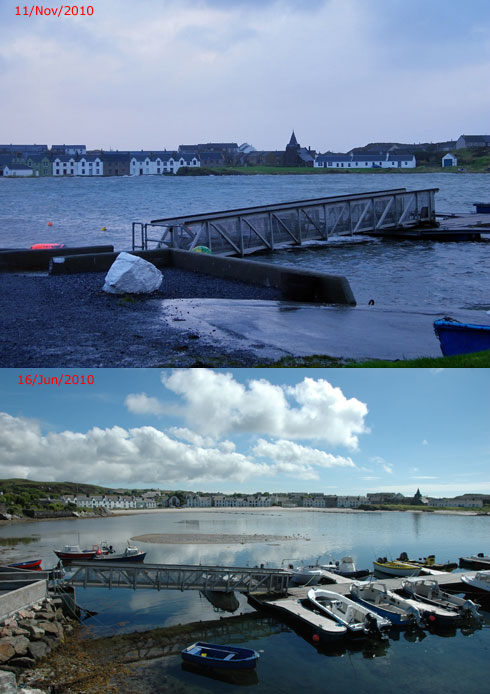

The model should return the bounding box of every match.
[132,187,438,257]
[63,562,292,595]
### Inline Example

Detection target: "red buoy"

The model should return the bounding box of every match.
[48,221,53,226]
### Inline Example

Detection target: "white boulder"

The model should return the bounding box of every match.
[103,252,163,294]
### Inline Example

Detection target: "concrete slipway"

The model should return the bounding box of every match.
[158,299,490,362]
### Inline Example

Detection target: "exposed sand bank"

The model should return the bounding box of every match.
[131,532,297,544]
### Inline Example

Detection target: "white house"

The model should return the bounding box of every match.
[130,151,200,175]
[337,495,368,508]
[442,153,458,167]
[76,155,103,176]
[2,163,33,177]
[314,152,416,169]
[52,156,77,176]
[185,494,212,507]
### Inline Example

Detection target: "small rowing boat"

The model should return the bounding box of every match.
[7,559,43,570]
[181,642,260,670]
[433,318,490,356]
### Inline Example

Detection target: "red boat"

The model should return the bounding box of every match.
[8,559,43,570]
[54,543,111,561]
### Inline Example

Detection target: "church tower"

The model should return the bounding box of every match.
[284,130,300,166]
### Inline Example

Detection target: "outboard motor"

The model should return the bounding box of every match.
[406,605,423,628]
[363,611,381,636]
[463,599,482,620]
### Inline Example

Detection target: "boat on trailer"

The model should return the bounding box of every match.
[181,642,260,670]
[307,588,391,636]
[433,318,490,356]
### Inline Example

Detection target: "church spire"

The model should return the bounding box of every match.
[288,130,299,148]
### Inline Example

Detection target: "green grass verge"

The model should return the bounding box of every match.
[270,350,490,368]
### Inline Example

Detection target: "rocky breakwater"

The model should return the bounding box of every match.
[0,595,77,692]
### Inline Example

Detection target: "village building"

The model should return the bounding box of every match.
[76,154,103,176]
[336,495,368,508]
[456,134,490,149]
[314,152,416,169]
[129,151,200,175]
[101,151,131,176]
[442,153,458,167]
[52,155,77,176]
[1,163,33,177]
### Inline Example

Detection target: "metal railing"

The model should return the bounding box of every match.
[63,562,292,595]
[132,188,438,256]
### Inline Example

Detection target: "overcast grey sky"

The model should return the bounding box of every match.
[1,0,489,151]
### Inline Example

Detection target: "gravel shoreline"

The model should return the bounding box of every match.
[0,270,282,367]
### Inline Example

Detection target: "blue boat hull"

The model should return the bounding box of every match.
[434,319,490,356]
[182,642,259,670]
[349,595,409,626]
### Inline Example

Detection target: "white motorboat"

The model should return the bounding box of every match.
[307,588,391,636]
[461,570,490,593]
[400,578,481,620]
[351,581,460,627]
[289,565,324,586]
[319,556,370,579]
[350,582,423,627]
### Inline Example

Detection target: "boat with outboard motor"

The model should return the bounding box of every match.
[350,581,460,627]
[307,588,391,637]
[288,565,324,586]
[373,558,421,577]
[320,556,370,579]
[399,578,481,621]
[459,553,490,570]
[350,581,423,627]
[461,570,490,594]
[397,552,457,572]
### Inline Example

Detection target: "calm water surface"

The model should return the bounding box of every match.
[1,173,489,310]
[2,509,489,693]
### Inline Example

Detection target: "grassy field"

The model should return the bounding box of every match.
[271,350,490,368]
[176,148,490,175]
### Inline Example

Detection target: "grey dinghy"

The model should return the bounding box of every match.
[350,582,460,628]
[400,579,481,621]
[307,588,391,636]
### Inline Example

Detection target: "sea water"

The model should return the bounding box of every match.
[2,509,489,694]
[1,172,489,311]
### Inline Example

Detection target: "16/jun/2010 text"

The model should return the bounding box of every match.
[19,374,95,386]
[16,5,94,17]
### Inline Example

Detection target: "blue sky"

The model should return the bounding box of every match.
[0,368,488,498]
[0,0,489,151]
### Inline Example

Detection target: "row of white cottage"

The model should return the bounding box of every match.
[50,152,200,176]
[185,494,369,508]
[60,494,158,509]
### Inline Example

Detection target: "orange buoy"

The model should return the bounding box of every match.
[48,221,53,226]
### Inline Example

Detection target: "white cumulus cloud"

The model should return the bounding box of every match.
[159,369,368,448]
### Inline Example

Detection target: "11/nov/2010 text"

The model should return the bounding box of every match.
[16,5,94,16]
[19,374,95,386]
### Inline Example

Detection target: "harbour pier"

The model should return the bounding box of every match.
[133,188,439,256]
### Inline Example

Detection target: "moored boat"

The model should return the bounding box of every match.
[320,556,370,579]
[433,318,490,356]
[181,642,260,670]
[7,559,43,570]
[307,588,391,636]
[288,565,324,586]
[350,582,422,627]
[397,552,457,572]
[54,543,112,561]
[461,570,490,594]
[459,553,490,570]
[373,558,421,577]
[399,578,481,620]
[351,581,460,628]
[93,544,146,563]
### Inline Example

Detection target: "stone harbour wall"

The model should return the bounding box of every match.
[0,595,77,693]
